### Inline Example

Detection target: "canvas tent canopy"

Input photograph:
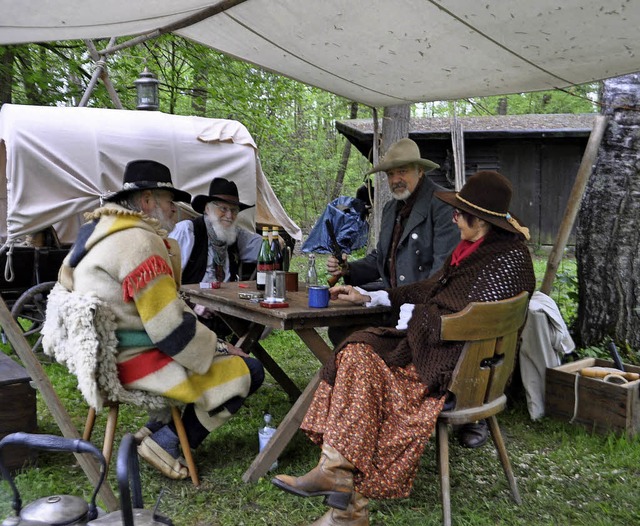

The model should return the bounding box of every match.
[0,104,302,246]
[1,1,640,107]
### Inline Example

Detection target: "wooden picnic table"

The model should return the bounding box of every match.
[180,281,392,482]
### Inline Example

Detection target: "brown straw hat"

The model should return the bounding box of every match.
[434,170,530,240]
[364,138,439,175]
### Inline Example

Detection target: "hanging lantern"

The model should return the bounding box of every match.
[134,67,159,111]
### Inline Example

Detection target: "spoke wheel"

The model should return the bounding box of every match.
[10,281,56,357]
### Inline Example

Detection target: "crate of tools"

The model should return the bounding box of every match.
[545,357,640,437]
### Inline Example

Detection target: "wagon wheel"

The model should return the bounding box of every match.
[10,281,56,357]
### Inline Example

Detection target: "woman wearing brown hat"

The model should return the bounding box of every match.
[271,170,536,525]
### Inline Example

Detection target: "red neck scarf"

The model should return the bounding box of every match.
[450,237,485,266]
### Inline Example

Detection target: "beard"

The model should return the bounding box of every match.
[149,207,176,232]
[205,210,238,244]
[391,184,411,201]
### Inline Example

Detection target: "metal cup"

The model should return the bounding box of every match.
[265,271,286,302]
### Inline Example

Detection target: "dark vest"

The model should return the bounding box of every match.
[182,216,241,284]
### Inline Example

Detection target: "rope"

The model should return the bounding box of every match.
[3,242,15,282]
[569,373,580,424]
[570,372,628,424]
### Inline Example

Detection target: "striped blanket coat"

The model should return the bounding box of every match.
[56,204,251,428]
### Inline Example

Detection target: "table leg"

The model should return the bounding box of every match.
[221,316,301,400]
[294,328,334,364]
[242,371,321,483]
[242,328,334,482]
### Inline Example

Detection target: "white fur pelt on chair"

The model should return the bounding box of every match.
[42,282,171,418]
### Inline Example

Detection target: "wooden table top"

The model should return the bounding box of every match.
[181,282,392,331]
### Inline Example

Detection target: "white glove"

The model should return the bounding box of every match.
[395,303,415,330]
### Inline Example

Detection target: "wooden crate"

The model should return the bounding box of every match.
[545,358,640,437]
[0,352,38,470]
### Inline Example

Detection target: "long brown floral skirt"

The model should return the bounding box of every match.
[301,343,445,500]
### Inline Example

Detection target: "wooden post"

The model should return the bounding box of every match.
[540,115,608,295]
[0,298,118,511]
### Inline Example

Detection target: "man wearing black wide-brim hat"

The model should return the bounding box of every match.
[170,177,261,286]
[52,160,264,480]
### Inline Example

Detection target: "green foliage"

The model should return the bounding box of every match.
[532,256,579,327]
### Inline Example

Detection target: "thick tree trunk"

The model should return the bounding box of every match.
[576,74,640,349]
[371,104,411,245]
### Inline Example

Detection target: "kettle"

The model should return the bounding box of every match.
[0,432,106,526]
[87,433,173,526]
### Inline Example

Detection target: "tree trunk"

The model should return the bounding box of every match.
[331,101,358,200]
[371,104,411,246]
[576,73,640,349]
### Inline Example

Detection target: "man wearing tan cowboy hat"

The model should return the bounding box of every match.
[327,138,458,291]
[52,160,264,480]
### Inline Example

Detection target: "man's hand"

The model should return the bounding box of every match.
[327,254,348,277]
[193,303,214,319]
[227,343,250,358]
[329,284,370,305]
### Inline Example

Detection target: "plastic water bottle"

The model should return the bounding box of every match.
[258,413,278,471]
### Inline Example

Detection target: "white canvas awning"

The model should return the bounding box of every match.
[1,1,639,107]
[0,104,302,244]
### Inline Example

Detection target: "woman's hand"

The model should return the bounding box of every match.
[329,284,371,305]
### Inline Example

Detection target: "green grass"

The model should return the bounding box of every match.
[2,255,640,524]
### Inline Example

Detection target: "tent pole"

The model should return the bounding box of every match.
[79,38,122,108]
[539,115,608,295]
[97,0,250,56]
[81,38,122,109]
[370,107,381,251]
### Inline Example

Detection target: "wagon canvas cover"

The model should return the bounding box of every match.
[0,104,301,246]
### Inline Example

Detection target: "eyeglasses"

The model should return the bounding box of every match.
[211,203,240,216]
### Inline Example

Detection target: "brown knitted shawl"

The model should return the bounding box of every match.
[321,230,536,396]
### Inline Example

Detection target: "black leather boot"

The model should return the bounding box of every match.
[459,420,488,448]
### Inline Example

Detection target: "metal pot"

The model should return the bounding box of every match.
[87,434,173,526]
[0,433,106,526]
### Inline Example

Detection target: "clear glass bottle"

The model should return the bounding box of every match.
[258,413,278,471]
[306,253,318,290]
[256,226,273,291]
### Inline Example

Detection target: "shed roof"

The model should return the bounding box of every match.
[336,113,597,158]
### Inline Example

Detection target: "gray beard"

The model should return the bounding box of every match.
[206,212,238,245]
[149,208,175,232]
[391,188,411,201]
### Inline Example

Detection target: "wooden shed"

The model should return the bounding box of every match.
[336,114,597,246]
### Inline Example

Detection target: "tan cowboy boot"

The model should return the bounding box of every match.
[271,443,354,510]
[309,492,369,526]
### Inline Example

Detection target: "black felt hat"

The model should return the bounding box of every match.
[103,160,191,203]
[191,178,254,214]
